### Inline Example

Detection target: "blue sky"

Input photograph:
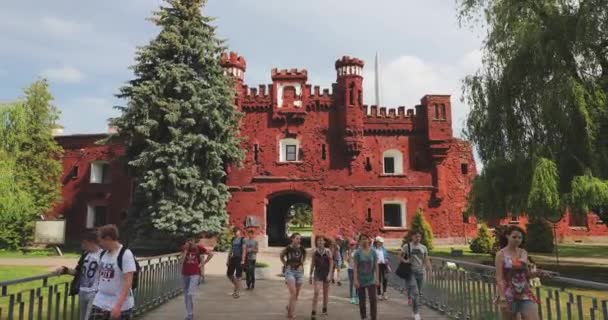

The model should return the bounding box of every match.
[0,0,483,138]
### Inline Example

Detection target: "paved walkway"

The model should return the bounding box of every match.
[144,251,448,320]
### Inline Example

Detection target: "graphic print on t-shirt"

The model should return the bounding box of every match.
[79,251,102,291]
[99,262,116,282]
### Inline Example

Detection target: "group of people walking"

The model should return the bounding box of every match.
[56,223,544,320]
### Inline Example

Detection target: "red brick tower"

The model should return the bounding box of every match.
[335,56,365,160]
[220,51,247,105]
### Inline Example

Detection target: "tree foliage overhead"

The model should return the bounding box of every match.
[459,0,608,222]
[287,203,312,228]
[111,0,243,239]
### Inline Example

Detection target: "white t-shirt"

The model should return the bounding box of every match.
[93,246,136,311]
[79,249,103,293]
[374,247,386,264]
[402,242,428,272]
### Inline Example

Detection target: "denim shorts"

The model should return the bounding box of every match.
[284,268,304,284]
[512,299,536,314]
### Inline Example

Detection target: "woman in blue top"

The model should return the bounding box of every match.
[353,234,378,320]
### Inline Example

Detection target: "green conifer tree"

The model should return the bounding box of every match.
[112,0,243,239]
[410,208,434,251]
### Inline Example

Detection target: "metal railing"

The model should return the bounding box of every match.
[0,253,183,320]
[388,254,608,320]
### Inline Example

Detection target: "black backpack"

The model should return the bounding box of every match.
[68,251,87,296]
[100,246,141,290]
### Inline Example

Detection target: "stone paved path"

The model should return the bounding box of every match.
[144,252,448,320]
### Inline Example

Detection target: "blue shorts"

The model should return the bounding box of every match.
[512,299,536,314]
[284,269,304,285]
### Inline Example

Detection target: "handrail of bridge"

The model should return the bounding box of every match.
[387,253,608,320]
[0,252,182,320]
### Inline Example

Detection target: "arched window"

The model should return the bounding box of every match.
[279,138,300,162]
[383,149,404,174]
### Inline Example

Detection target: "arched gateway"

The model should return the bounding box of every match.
[265,190,313,247]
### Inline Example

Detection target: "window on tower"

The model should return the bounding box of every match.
[349,82,355,105]
[86,205,107,228]
[382,149,404,175]
[90,161,111,184]
[279,138,300,162]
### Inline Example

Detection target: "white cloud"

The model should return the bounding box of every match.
[362,50,482,139]
[41,66,84,83]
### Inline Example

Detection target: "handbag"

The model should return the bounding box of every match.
[395,243,412,279]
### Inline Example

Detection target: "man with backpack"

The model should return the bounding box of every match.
[181,236,214,320]
[226,227,247,298]
[90,224,140,320]
[55,229,103,320]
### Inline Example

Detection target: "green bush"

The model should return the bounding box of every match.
[525,218,554,253]
[409,209,434,251]
[255,261,269,268]
[470,224,494,254]
[0,213,35,250]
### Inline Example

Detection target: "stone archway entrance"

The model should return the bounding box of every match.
[266,191,312,247]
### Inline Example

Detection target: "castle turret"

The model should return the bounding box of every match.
[335,56,365,159]
[220,51,247,107]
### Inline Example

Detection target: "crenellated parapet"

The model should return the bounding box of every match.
[363,105,416,134]
[241,84,273,110]
[220,51,246,82]
[335,56,364,78]
[271,68,308,81]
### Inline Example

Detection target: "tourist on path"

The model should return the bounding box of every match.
[331,235,343,286]
[353,234,379,320]
[90,225,137,320]
[309,235,333,319]
[244,228,259,290]
[55,229,103,320]
[346,239,359,305]
[373,236,391,300]
[280,233,307,320]
[495,226,542,320]
[180,236,214,320]
[402,229,432,320]
[226,227,247,298]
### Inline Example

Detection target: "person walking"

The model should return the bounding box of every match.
[373,236,391,300]
[244,228,259,290]
[346,239,359,305]
[280,233,306,320]
[90,225,138,320]
[402,230,432,320]
[353,234,378,320]
[55,229,103,320]
[180,236,214,320]
[495,226,542,320]
[331,236,343,286]
[309,235,333,319]
[226,227,247,299]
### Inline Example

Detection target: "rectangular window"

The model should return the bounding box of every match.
[285,145,297,161]
[321,144,326,160]
[90,162,111,184]
[383,203,404,227]
[70,165,79,180]
[86,205,107,228]
[383,157,395,174]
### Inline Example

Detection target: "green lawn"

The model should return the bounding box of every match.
[0,266,75,318]
[0,249,79,258]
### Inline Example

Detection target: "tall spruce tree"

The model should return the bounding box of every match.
[112,0,243,239]
[458,0,608,223]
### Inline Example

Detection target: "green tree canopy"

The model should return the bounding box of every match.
[459,0,608,222]
[410,209,434,251]
[111,0,243,239]
[288,203,312,228]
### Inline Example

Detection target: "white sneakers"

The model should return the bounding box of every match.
[414,313,421,320]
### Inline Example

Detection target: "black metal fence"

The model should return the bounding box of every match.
[0,253,182,320]
[388,254,608,320]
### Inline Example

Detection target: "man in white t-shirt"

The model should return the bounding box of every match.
[90,224,137,320]
[55,229,103,320]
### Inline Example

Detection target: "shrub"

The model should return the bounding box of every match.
[255,261,269,268]
[470,224,494,254]
[525,218,554,253]
[410,208,434,251]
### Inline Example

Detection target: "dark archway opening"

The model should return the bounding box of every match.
[266,192,312,247]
